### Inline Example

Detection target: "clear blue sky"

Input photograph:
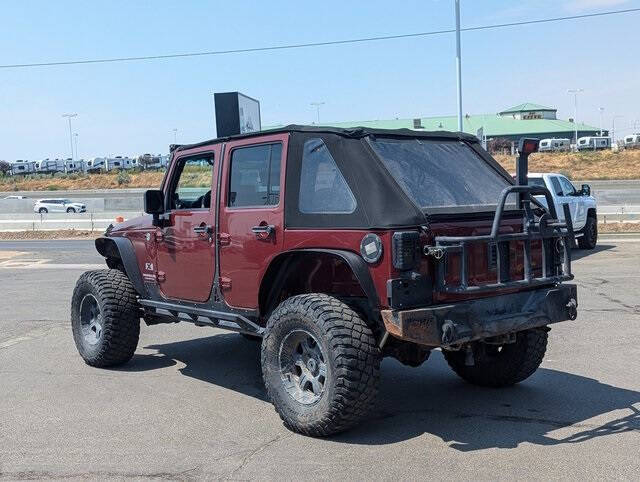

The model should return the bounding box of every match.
[1,0,639,160]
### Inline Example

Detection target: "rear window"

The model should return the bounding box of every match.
[527,177,546,188]
[369,138,512,209]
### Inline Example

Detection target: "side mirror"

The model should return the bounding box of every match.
[581,184,591,197]
[144,189,164,214]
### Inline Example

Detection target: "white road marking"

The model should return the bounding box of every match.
[0,336,32,349]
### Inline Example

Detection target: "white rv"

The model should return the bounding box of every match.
[34,159,66,174]
[103,156,135,171]
[86,157,106,172]
[623,134,640,149]
[9,160,36,175]
[577,136,610,151]
[539,138,571,152]
[136,153,167,170]
[65,159,85,173]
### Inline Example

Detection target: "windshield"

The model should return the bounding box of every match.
[369,138,512,210]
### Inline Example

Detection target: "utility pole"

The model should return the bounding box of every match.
[567,89,583,148]
[173,128,178,144]
[455,0,463,132]
[310,102,325,124]
[73,133,79,160]
[598,107,604,136]
[612,115,624,146]
[62,113,77,161]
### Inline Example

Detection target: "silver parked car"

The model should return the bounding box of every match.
[33,198,86,213]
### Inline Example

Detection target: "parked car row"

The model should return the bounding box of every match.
[5,154,169,176]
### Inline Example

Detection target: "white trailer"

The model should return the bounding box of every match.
[104,156,131,171]
[34,159,66,174]
[624,134,640,149]
[9,160,36,175]
[86,157,106,172]
[577,136,610,151]
[136,153,167,170]
[539,138,571,152]
[65,159,85,173]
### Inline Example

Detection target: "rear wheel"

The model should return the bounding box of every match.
[578,215,597,249]
[443,328,548,387]
[38,207,48,213]
[71,269,140,367]
[261,294,380,436]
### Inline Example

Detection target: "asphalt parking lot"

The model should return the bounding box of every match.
[1,239,638,480]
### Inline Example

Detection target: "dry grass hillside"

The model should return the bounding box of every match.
[493,149,640,180]
[1,149,639,192]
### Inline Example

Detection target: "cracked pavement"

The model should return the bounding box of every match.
[0,239,639,480]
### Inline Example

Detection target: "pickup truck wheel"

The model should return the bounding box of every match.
[443,328,548,387]
[578,216,597,249]
[71,269,140,367]
[261,294,380,436]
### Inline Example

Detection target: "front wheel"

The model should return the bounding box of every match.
[261,294,381,436]
[66,207,76,213]
[578,216,597,249]
[71,269,140,367]
[443,328,548,387]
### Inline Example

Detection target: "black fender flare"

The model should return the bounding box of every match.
[260,248,381,330]
[94,236,147,297]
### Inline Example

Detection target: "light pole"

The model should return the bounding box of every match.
[598,107,604,137]
[310,102,325,124]
[567,89,583,147]
[612,115,624,145]
[455,0,463,132]
[73,133,79,160]
[62,113,77,161]
[173,128,178,144]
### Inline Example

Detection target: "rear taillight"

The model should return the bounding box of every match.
[392,231,419,270]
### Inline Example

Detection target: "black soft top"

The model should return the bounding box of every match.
[174,125,512,230]
[172,124,480,152]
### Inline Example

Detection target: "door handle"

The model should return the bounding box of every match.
[193,224,213,235]
[251,224,275,239]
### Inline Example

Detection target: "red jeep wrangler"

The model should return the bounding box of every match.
[71,126,577,436]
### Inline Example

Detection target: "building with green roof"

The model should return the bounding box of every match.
[281,103,605,144]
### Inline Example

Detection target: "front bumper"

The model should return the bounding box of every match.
[381,284,577,347]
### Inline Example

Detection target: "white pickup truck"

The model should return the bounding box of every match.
[528,173,598,249]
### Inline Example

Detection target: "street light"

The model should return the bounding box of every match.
[173,128,178,144]
[73,133,79,160]
[598,107,604,137]
[612,115,624,145]
[62,113,77,161]
[567,89,583,148]
[310,102,325,124]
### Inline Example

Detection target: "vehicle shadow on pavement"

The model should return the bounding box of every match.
[336,353,640,450]
[130,334,638,450]
[572,244,616,261]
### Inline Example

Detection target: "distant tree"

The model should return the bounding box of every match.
[0,160,11,175]
[487,137,512,155]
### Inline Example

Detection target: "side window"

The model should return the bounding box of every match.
[550,177,563,196]
[559,176,576,196]
[228,143,282,208]
[299,138,357,214]
[168,155,215,210]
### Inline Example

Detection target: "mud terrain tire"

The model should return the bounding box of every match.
[443,328,548,387]
[261,294,380,436]
[71,269,140,367]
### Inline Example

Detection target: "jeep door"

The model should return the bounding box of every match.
[218,134,287,309]
[154,147,220,302]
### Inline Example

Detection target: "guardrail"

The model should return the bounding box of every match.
[0,212,143,231]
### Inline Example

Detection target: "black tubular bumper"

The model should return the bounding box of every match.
[381,284,578,347]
